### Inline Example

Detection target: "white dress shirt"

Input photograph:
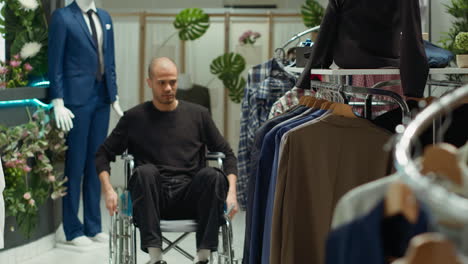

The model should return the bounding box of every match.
[76,1,104,75]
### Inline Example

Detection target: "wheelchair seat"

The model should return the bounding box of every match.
[160,219,197,233]
[109,152,237,264]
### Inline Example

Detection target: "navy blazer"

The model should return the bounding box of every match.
[48,1,117,106]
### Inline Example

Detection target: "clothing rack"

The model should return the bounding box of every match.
[280,26,321,49]
[275,26,321,62]
[394,85,468,222]
[310,80,411,119]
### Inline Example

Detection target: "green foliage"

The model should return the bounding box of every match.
[455,32,468,53]
[0,109,68,238]
[210,53,247,103]
[0,0,48,76]
[440,0,468,54]
[301,0,325,28]
[222,76,246,104]
[210,52,246,81]
[173,8,210,41]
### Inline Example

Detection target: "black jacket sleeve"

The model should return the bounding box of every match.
[296,1,339,90]
[400,0,429,97]
[201,109,238,176]
[95,113,129,175]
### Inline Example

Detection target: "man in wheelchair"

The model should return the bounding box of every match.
[95,57,239,264]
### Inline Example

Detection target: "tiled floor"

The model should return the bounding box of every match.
[17,199,246,264]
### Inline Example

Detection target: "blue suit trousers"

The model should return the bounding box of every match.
[62,80,110,241]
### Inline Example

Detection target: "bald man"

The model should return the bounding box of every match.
[95,57,239,264]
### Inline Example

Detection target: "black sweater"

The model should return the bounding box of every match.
[95,100,237,178]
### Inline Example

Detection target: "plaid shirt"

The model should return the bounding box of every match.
[268,87,313,119]
[237,59,296,208]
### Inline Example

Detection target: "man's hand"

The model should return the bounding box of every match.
[104,186,118,216]
[52,98,75,132]
[100,171,118,216]
[226,190,239,219]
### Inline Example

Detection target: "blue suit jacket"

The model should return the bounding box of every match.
[48,1,117,106]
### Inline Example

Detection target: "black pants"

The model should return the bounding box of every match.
[128,164,228,253]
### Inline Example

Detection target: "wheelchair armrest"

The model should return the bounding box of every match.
[121,152,135,188]
[206,152,225,160]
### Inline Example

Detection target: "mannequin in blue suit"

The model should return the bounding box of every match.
[48,0,123,247]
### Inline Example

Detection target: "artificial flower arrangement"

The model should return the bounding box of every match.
[238,30,261,46]
[0,53,34,89]
[0,109,68,237]
[0,0,48,82]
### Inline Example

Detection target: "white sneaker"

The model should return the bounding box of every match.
[66,236,93,247]
[89,232,109,243]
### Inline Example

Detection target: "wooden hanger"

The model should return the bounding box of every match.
[384,181,419,224]
[320,100,334,110]
[299,96,307,105]
[421,143,463,186]
[403,233,460,264]
[329,102,358,118]
[309,98,327,109]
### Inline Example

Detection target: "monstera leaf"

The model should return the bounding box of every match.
[223,76,246,104]
[210,52,246,81]
[301,0,324,28]
[173,8,210,41]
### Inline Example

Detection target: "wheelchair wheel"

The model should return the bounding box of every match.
[218,215,236,264]
[109,213,119,264]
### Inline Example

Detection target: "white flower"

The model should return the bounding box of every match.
[20,42,42,59]
[18,0,39,11]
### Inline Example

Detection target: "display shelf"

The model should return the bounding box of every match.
[285,66,468,75]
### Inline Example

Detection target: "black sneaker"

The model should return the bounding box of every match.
[153,261,167,264]
[194,261,209,264]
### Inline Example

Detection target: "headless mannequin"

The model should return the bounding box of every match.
[52,0,123,132]
[49,0,122,247]
[177,73,193,91]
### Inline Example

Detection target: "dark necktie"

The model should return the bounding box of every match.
[86,10,103,81]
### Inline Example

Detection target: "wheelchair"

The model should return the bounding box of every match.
[109,152,238,264]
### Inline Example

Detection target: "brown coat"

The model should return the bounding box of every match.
[270,114,392,264]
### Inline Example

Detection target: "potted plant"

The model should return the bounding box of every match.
[455,32,468,68]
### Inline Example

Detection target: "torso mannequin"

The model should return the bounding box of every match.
[176,74,211,113]
[178,73,193,90]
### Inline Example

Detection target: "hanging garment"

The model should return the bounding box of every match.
[326,199,430,264]
[237,58,297,208]
[373,102,468,148]
[176,84,211,114]
[261,110,331,264]
[248,108,328,264]
[268,87,313,119]
[300,0,429,97]
[0,158,4,249]
[332,175,468,256]
[270,115,392,264]
[242,105,309,264]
